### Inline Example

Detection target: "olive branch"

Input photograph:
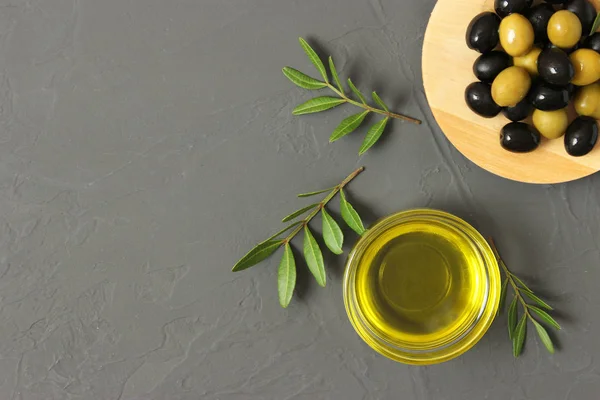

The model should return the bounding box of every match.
[283,38,421,155]
[490,239,561,357]
[232,167,366,308]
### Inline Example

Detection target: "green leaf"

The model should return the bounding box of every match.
[512,274,533,293]
[293,96,346,115]
[232,239,283,272]
[329,57,344,92]
[263,221,303,242]
[329,111,370,142]
[523,291,553,311]
[322,208,344,254]
[282,203,319,223]
[529,306,561,330]
[513,314,527,357]
[299,38,328,82]
[298,187,335,198]
[359,117,389,155]
[372,91,389,112]
[498,278,509,314]
[278,243,296,308]
[508,297,518,339]
[532,319,554,354]
[303,226,326,287]
[590,12,600,36]
[340,189,366,235]
[282,67,327,90]
[347,78,367,104]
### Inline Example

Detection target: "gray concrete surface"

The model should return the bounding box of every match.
[0,0,598,399]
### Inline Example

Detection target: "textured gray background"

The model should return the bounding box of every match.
[0,0,598,399]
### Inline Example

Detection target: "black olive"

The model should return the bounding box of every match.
[501,122,541,153]
[473,51,512,83]
[582,32,600,54]
[525,4,555,44]
[565,0,596,35]
[503,98,533,121]
[495,0,533,18]
[545,41,579,55]
[528,81,571,110]
[566,83,577,99]
[565,116,598,156]
[537,47,575,86]
[466,12,501,53]
[465,82,502,117]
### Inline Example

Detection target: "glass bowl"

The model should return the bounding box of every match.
[343,209,500,365]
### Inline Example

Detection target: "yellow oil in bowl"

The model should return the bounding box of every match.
[343,209,500,365]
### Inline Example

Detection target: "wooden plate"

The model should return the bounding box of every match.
[422,0,600,184]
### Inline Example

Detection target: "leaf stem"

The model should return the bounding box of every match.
[283,166,365,244]
[326,83,421,125]
[489,239,533,320]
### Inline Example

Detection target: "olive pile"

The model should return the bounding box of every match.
[465,0,600,156]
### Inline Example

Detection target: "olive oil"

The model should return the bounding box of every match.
[354,219,487,348]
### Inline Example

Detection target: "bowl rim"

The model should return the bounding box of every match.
[342,208,501,365]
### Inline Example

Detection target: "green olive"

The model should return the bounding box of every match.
[570,49,600,86]
[574,83,600,118]
[500,13,535,56]
[532,108,569,139]
[548,10,582,49]
[513,47,542,75]
[491,66,532,106]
